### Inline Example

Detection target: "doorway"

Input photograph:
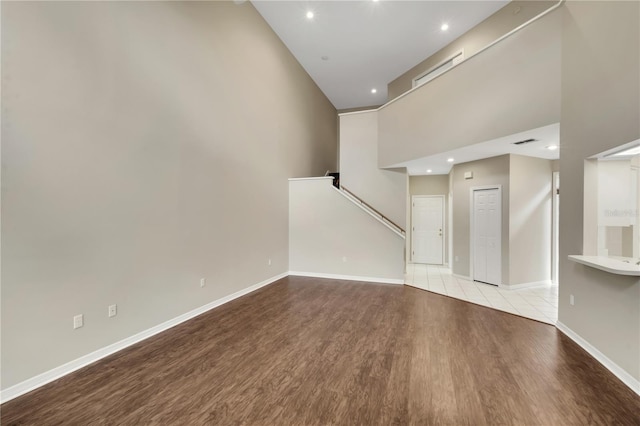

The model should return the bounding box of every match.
[471,187,502,286]
[412,195,444,264]
[552,172,560,284]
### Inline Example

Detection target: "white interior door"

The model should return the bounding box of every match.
[412,196,444,264]
[473,188,501,285]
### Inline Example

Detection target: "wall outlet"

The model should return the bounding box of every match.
[73,314,84,329]
[570,294,575,306]
[108,304,117,318]
[268,259,272,266]
[200,278,206,288]
[342,256,347,262]
[455,256,459,262]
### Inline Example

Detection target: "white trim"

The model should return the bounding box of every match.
[338,109,378,117]
[411,195,445,264]
[289,271,404,285]
[552,171,560,285]
[0,272,288,404]
[499,280,553,290]
[288,176,334,182]
[448,192,453,269]
[555,321,640,396]
[470,185,503,286]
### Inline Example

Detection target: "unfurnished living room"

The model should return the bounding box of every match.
[2,0,639,424]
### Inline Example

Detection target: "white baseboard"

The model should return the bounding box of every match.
[555,321,640,396]
[499,279,553,290]
[288,271,404,285]
[0,272,288,404]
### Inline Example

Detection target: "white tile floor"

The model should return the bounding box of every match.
[405,264,558,325]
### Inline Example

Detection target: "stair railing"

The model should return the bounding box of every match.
[339,185,406,237]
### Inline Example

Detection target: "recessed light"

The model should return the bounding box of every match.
[321,56,329,61]
[427,169,432,173]
[306,11,314,19]
[441,23,449,31]
[373,0,379,2]
[371,88,377,94]
[447,158,454,162]
[546,145,558,151]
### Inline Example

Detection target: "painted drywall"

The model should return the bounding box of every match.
[339,111,407,228]
[509,155,552,286]
[409,175,450,265]
[410,174,450,196]
[1,1,337,390]
[388,1,557,100]
[289,178,404,281]
[378,8,561,168]
[559,1,640,382]
[451,155,510,281]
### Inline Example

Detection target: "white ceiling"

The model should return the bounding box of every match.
[392,123,560,175]
[252,0,508,110]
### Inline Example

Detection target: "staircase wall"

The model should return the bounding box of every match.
[289,178,405,283]
[339,111,407,229]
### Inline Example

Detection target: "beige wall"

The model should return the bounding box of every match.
[1,1,337,390]
[388,1,557,100]
[289,179,404,281]
[410,175,450,196]
[559,1,640,382]
[451,155,510,280]
[409,175,450,264]
[339,112,407,228]
[378,8,561,168]
[509,155,552,286]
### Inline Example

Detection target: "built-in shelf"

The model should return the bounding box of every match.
[568,255,640,276]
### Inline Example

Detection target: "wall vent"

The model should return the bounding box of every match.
[413,50,464,88]
[512,138,537,145]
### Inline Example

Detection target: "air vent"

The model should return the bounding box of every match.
[512,138,537,145]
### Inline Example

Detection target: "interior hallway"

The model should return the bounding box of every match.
[405,263,558,325]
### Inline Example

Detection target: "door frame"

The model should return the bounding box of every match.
[411,195,445,264]
[470,185,502,286]
[552,171,559,285]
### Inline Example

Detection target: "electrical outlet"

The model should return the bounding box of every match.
[200,278,206,288]
[73,314,84,329]
[108,304,117,318]
[570,294,575,306]
[455,256,459,262]
[268,259,272,266]
[342,256,347,262]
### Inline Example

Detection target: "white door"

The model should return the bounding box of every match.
[412,196,444,264]
[473,188,501,285]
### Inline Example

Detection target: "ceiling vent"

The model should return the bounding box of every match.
[512,138,537,145]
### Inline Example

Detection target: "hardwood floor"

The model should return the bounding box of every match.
[2,276,639,425]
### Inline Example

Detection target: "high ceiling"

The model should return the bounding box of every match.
[252,0,508,110]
